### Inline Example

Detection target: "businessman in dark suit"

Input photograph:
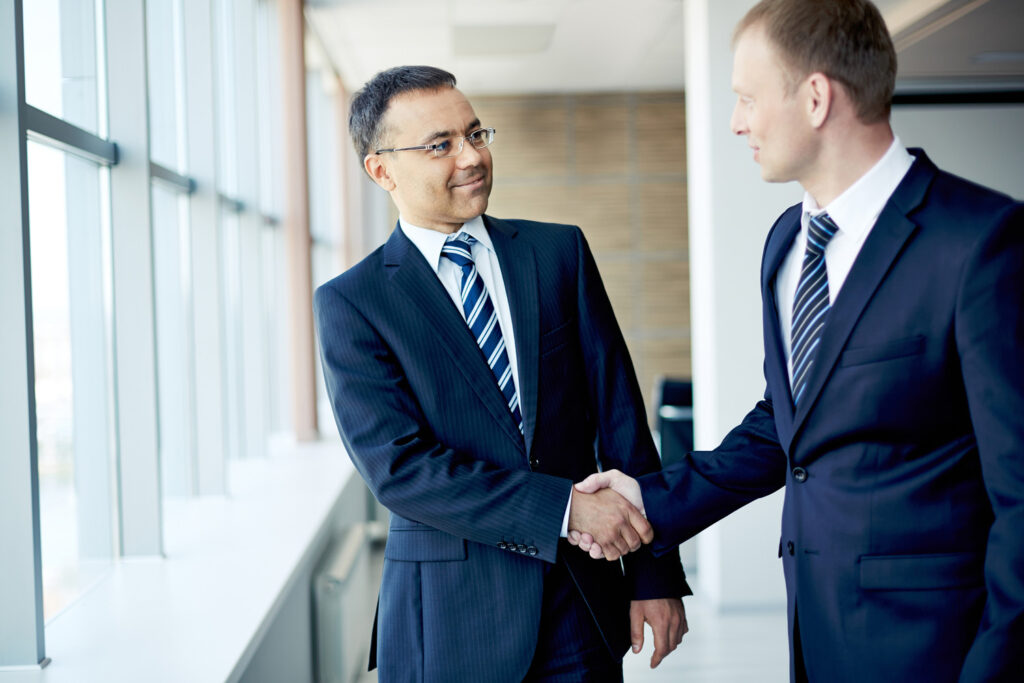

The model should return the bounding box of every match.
[570,1,1024,681]
[314,66,689,682]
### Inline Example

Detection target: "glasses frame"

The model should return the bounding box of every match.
[375,127,496,158]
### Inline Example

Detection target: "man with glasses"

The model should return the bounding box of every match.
[314,65,688,682]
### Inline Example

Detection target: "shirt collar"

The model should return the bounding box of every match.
[399,215,490,273]
[800,135,915,239]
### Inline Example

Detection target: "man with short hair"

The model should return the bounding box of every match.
[570,1,1024,681]
[314,65,688,682]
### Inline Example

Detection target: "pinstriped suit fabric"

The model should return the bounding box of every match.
[314,217,688,682]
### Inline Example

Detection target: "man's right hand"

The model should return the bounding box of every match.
[568,470,645,559]
[567,486,653,561]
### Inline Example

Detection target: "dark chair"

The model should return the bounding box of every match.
[655,378,693,467]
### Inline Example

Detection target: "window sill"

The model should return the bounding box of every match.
[3,437,354,683]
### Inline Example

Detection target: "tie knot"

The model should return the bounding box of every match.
[806,213,838,255]
[441,233,477,268]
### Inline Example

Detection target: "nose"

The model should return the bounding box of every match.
[730,98,747,136]
[455,138,484,167]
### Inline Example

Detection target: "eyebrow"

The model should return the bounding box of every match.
[419,119,482,145]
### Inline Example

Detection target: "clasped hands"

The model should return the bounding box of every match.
[568,470,688,669]
[567,469,645,561]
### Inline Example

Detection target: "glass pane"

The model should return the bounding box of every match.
[312,243,337,433]
[28,140,114,621]
[306,70,342,245]
[261,224,289,434]
[213,0,238,195]
[256,0,284,218]
[145,0,186,170]
[238,217,268,459]
[23,0,103,135]
[220,207,245,460]
[153,182,196,496]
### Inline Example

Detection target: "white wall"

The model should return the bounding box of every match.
[684,0,793,610]
[892,104,1024,200]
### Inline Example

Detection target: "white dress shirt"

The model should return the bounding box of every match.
[776,137,915,384]
[400,215,521,399]
[400,216,575,536]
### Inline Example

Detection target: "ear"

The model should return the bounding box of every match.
[805,72,832,129]
[364,154,397,191]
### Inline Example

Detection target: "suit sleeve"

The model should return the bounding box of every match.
[639,392,788,555]
[571,227,690,600]
[954,203,1024,681]
[314,283,571,563]
[636,209,793,556]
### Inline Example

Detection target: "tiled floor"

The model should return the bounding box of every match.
[621,595,789,682]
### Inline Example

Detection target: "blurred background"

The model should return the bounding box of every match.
[2,0,1022,681]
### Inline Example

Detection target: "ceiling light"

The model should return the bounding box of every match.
[452,24,555,57]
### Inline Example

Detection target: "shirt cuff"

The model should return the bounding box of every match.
[560,488,572,537]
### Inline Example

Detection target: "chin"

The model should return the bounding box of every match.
[464,195,489,218]
[760,165,786,184]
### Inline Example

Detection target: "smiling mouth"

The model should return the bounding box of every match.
[453,176,485,190]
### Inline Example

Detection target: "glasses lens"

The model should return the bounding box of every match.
[469,128,494,149]
[432,138,456,158]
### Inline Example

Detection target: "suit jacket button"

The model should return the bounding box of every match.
[527,546,538,556]
[497,541,507,550]
[530,457,540,468]
[787,541,795,556]
[792,467,808,483]
[517,544,527,553]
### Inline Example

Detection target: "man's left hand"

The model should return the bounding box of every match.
[629,598,688,668]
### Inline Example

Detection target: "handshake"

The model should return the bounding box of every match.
[566,470,647,561]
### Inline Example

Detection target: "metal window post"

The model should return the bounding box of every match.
[0,0,48,668]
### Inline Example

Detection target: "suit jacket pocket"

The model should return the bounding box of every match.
[384,528,468,562]
[840,335,925,367]
[540,317,575,358]
[859,552,984,591]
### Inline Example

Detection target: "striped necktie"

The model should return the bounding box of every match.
[791,213,839,405]
[441,234,524,435]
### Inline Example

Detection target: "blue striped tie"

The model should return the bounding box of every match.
[441,234,524,435]
[791,213,839,405]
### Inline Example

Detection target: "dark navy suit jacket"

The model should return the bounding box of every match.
[315,216,688,682]
[639,149,1024,682]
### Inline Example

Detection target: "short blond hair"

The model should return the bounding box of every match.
[735,0,897,123]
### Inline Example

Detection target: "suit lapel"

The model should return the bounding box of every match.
[383,224,526,453]
[761,207,801,442]
[484,216,540,455]
[787,151,934,452]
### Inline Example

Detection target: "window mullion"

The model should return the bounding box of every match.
[0,0,48,668]
[105,0,163,557]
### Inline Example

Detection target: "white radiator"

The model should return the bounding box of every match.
[314,521,384,683]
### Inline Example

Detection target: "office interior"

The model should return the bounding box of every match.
[1,0,1022,681]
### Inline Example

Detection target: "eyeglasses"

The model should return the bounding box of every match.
[375,127,496,159]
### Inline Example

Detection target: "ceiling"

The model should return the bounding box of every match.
[304,0,1024,95]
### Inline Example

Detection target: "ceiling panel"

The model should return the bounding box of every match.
[305,0,1023,96]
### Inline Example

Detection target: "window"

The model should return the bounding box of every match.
[27,140,115,621]
[4,0,307,666]
[152,182,197,496]
[146,0,198,496]
[23,0,104,136]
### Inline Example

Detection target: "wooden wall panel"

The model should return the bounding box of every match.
[475,92,690,424]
